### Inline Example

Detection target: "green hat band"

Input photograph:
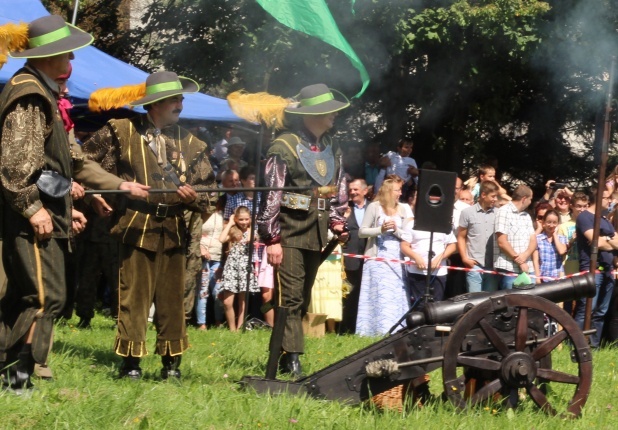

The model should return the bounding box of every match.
[29,25,71,48]
[300,92,334,107]
[146,80,183,95]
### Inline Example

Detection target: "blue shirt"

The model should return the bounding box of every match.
[353,199,368,227]
[536,232,567,280]
[223,192,262,221]
[576,210,616,271]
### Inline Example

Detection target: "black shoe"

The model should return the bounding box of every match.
[161,368,181,379]
[76,318,92,329]
[278,352,303,379]
[119,368,142,380]
[119,356,142,380]
[1,346,35,392]
[161,355,182,380]
[1,367,34,391]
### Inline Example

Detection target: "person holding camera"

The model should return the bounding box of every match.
[540,180,574,223]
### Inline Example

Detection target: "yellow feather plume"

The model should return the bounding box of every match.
[227,90,290,129]
[88,83,147,112]
[0,22,29,69]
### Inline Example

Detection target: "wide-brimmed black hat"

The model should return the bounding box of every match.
[284,83,350,115]
[130,71,199,106]
[10,15,93,59]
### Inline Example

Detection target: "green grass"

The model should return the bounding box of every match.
[2,315,618,429]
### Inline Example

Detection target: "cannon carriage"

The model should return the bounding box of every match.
[242,274,596,418]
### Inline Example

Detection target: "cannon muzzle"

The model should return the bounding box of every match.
[406,273,595,328]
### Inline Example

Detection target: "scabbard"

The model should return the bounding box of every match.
[320,236,341,264]
[265,305,289,379]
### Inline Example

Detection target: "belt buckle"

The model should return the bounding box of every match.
[155,203,169,218]
[317,198,326,211]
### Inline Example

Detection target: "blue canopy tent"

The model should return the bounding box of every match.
[0,0,242,125]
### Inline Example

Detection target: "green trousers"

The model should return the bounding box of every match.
[272,246,321,353]
[0,232,68,365]
[114,240,189,357]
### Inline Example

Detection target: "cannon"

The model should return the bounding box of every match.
[241,274,596,418]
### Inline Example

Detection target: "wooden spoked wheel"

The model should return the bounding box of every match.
[442,294,592,418]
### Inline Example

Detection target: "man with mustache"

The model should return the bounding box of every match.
[73,71,216,379]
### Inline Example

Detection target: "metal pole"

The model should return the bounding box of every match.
[241,125,266,332]
[71,0,80,25]
[84,185,312,195]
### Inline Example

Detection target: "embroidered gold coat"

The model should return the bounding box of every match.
[74,114,216,252]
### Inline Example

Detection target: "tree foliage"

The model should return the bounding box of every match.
[39,0,618,194]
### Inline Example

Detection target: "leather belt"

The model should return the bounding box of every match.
[281,192,327,211]
[126,199,184,218]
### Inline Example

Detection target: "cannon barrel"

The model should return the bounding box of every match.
[406,273,595,328]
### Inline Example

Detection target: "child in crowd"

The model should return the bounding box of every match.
[465,164,509,203]
[218,206,258,331]
[533,209,567,283]
[374,137,418,196]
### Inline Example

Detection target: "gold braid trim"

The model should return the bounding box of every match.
[155,337,190,356]
[114,337,148,357]
[0,22,28,69]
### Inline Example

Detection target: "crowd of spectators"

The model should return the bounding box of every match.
[51,127,618,349]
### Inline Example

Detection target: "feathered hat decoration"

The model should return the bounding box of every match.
[0,22,29,69]
[226,90,291,129]
[88,83,147,112]
[89,71,199,111]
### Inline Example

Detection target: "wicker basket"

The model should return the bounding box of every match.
[370,382,411,412]
[302,313,328,338]
[369,374,431,411]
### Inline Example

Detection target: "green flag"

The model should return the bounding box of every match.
[256,0,369,98]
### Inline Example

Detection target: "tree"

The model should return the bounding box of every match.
[42,0,134,59]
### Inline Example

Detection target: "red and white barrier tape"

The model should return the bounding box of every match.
[331,251,591,282]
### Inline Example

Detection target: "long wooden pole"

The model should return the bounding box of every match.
[586,57,616,333]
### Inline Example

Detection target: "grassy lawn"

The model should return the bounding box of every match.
[1,314,618,429]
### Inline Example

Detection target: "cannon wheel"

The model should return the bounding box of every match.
[442,294,592,418]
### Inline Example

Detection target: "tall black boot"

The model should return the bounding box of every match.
[161,354,181,380]
[1,344,34,391]
[278,352,303,379]
[119,356,142,380]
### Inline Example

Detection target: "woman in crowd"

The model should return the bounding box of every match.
[356,175,412,336]
[533,202,553,234]
[197,198,225,329]
[532,209,567,283]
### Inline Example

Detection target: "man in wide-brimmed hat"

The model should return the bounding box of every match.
[73,71,216,380]
[0,15,93,391]
[256,83,350,377]
[219,136,248,172]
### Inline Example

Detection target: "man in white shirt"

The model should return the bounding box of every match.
[401,222,457,310]
[494,185,536,289]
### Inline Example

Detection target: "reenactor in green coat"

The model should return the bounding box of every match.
[257,84,350,377]
[0,15,93,391]
[74,71,216,379]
